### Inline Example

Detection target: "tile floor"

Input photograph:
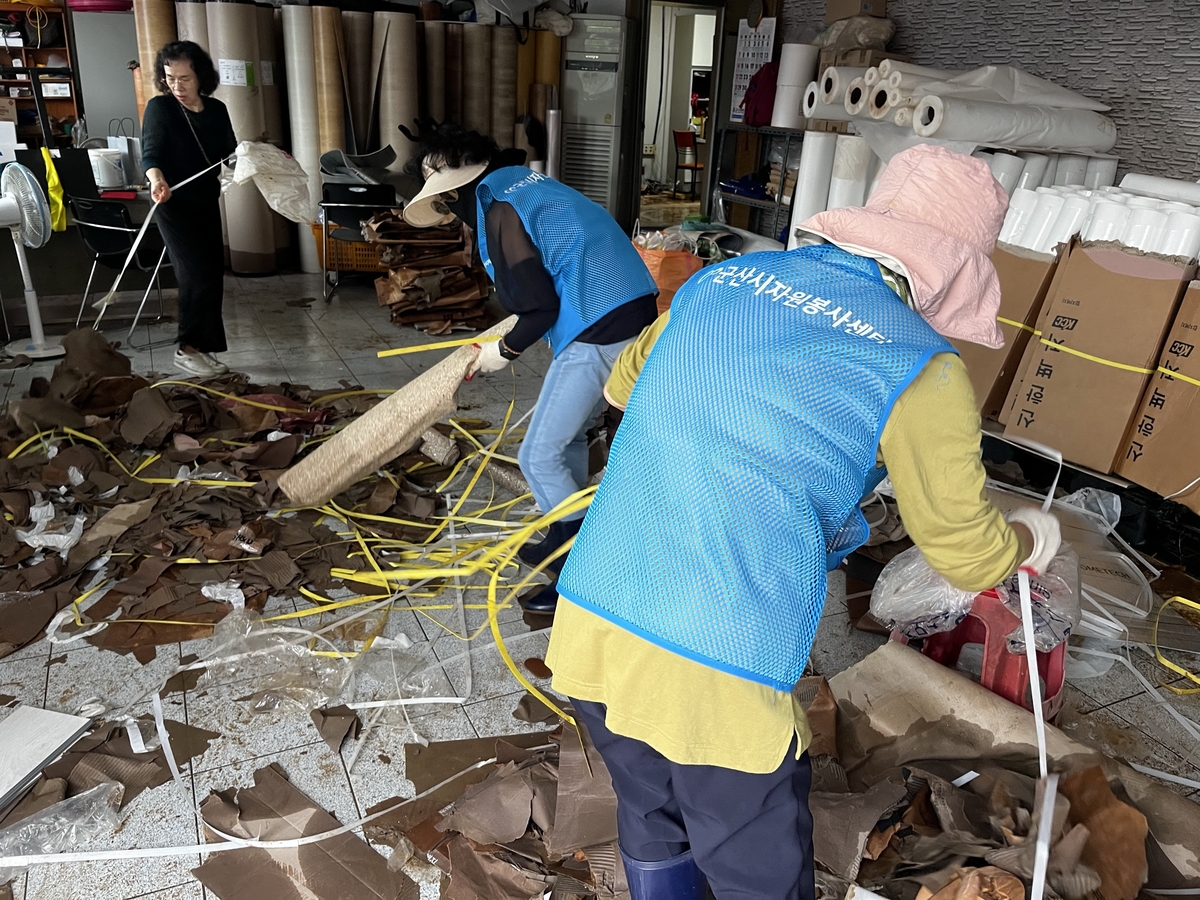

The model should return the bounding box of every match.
[2,273,1200,897]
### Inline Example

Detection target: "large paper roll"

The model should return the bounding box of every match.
[771,83,806,130]
[819,67,866,106]
[424,21,446,122]
[825,134,871,210]
[257,5,283,145]
[912,95,1117,153]
[546,108,561,180]
[282,5,321,273]
[492,25,517,148]
[375,12,420,170]
[516,32,535,117]
[778,43,818,87]
[534,30,560,92]
[133,0,177,118]
[174,0,207,52]
[313,6,346,154]
[462,23,492,136]
[343,11,374,151]
[843,78,869,116]
[445,23,464,123]
[787,131,838,247]
[803,80,855,122]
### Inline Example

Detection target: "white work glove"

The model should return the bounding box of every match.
[466,340,510,379]
[1005,508,1062,576]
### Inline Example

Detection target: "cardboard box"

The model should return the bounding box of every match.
[952,245,1059,420]
[1113,283,1200,513]
[1002,239,1194,473]
[0,98,15,124]
[818,49,838,76]
[825,0,887,22]
[837,48,908,67]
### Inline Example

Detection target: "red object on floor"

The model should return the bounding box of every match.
[894,589,1067,721]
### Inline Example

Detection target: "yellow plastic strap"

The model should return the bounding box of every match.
[1154,596,1200,694]
[377,335,500,358]
[1038,339,1154,375]
[997,316,1041,336]
[1158,367,1200,389]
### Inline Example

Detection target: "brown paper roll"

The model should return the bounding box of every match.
[257,5,283,145]
[491,25,517,149]
[342,11,374,151]
[174,0,208,53]
[133,0,177,119]
[534,30,560,92]
[529,82,554,131]
[516,32,535,117]
[312,6,346,154]
[445,23,464,124]
[462,23,492,136]
[418,1,441,20]
[423,21,446,122]
[376,12,420,171]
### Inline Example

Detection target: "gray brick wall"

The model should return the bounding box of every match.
[780,0,1200,180]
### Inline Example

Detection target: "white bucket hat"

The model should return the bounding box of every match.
[402,154,489,227]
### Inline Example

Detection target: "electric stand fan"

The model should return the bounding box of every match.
[0,162,64,359]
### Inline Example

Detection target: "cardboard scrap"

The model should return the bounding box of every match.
[544,717,618,856]
[443,834,552,900]
[810,779,907,882]
[193,763,418,900]
[436,765,536,844]
[920,866,1025,900]
[310,705,361,753]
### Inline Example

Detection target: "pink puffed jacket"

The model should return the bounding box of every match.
[800,144,1009,349]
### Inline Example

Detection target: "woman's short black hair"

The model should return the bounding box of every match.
[400,118,499,176]
[154,41,219,96]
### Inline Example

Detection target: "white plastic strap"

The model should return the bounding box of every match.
[1031,772,1059,900]
[1019,569,1049,780]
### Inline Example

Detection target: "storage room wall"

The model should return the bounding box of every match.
[779,0,1200,179]
[72,11,140,136]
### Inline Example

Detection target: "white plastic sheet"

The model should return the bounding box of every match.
[221,141,312,225]
[913,95,1117,153]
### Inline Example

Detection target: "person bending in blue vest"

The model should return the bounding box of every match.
[403,123,659,613]
[542,145,1064,900]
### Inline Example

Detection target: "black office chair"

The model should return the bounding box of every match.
[69,196,171,347]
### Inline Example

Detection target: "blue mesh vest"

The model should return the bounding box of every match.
[476,168,657,356]
[557,244,955,691]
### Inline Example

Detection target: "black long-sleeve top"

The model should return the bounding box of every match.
[141,94,237,204]
[484,201,658,354]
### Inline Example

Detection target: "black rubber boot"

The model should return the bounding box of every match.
[517,517,583,568]
[521,578,561,613]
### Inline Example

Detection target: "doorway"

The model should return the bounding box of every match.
[637,4,719,229]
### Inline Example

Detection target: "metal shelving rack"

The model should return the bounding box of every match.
[713,121,803,239]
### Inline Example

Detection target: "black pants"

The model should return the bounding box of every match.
[572,699,816,900]
[156,194,227,353]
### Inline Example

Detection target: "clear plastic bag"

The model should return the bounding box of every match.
[870,545,977,639]
[0,783,122,883]
[995,545,1080,652]
[767,138,804,172]
[1058,487,1121,530]
[710,186,727,225]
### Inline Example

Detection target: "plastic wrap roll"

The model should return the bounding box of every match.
[445,23,463,123]
[421,22,446,122]
[886,71,935,92]
[1119,173,1200,205]
[175,0,208,52]
[1084,156,1118,189]
[282,5,320,272]
[878,60,962,81]
[1125,207,1167,252]
[843,78,869,116]
[1160,212,1200,259]
[375,12,419,170]
[788,131,838,244]
[535,30,560,91]
[312,6,345,153]
[804,80,854,122]
[492,25,517,148]
[461,24,492,136]
[1016,152,1049,191]
[342,11,373,151]
[867,84,894,119]
[998,187,1039,245]
[1015,192,1064,251]
[771,83,806,129]
[546,108,561,180]
[863,66,880,87]
[134,0,177,117]
[1039,195,1092,253]
[912,95,1117,153]
[778,43,819,87]
[989,151,1025,197]
[825,134,871,210]
[516,32,535,117]
[1055,153,1088,186]
[257,5,283,145]
[819,67,867,105]
[1082,200,1128,242]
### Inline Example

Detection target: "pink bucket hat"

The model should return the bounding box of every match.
[800,144,1009,348]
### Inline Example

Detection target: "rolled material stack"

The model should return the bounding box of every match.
[133,0,177,119]
[374,10,420,171]
[771,43,818,130]
[282,4,321,273]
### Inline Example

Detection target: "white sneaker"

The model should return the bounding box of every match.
[201,352,230,375]
[174,349,221,378]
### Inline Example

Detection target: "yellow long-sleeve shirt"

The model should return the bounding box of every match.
[546,305,1024,775]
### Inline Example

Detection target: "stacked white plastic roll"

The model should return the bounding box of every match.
[819,67,866,106]
[786,131,838,248]
[1085,156,1118,188]
[771,43,818,129]
[911,96,1117,153]
[803,80,854,122]
[988,151,1024,197]
[843,78,870,116]
[1054,153,1088,186]
[282,4,321,273]
[1016,152,1050,191]
[825,134,872,210]
[878,59,962,81]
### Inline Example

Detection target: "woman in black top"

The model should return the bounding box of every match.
[141,41,237,378]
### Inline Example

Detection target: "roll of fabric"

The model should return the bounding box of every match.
[516,32,536,117]
[312,6,346,154]
[257,5,283,145]
[867,83,895,119]
[462,23,492,136]
[446,23,464,123]
[1120,173,1200,206]
[546,108,561,180]
[863,66,880,87]
[843,78,869,116]
[787,131,838,245]
[282,4,321,273]
[912,95,1117,154]
[424,21,446,122]
[803,80,855,122]
[174,0,207,52]
[134,0,177,117]
[818,67,866,105]
[492,24,517,148]
[825,134,871,210]
[375,11,420,170]
[534,29,560,91]
[343,11,374,151]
